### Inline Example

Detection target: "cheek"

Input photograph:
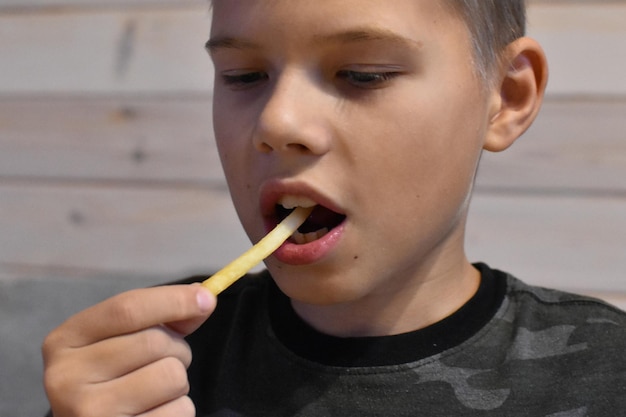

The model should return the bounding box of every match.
[213,107,249,178]
[355,96,485,218]
[213,128,253,224]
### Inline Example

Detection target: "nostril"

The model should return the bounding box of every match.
[252,132,274,153]
[285,143,311,153]
[256,141,274,153]
[255,140,315,155]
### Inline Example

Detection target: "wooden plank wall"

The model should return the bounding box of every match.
[469,1,626,304]
[0,1,624,414]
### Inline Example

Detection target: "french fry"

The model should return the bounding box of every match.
[201,206,314,295]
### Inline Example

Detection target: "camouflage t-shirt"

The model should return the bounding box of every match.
[187,264,626,416]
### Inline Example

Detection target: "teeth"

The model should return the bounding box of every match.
[278,195,317,209]
[292,227,329,244]
[278,195,327,244]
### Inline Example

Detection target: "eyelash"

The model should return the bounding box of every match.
[221,72,268,89]
[220,69,400,90]
[336,70,401,88]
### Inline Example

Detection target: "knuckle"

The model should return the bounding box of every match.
[144,396,196,417]
[156,328,194,365]
[108,293,142,330]
[43,364,69,396]
[158,357,190,395]
[41,338,55,363]
[176,396,196,417]
[180,342,193,369]
[141,327,171,358]
[41,328,64,360]
[140,328,192,368]
[173,336,193,369]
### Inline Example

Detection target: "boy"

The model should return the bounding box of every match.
[42,1,625,416]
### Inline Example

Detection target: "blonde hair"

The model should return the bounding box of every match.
[446,0,527,83]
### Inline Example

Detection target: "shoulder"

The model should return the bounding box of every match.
[494,272,626,372]
[504,273,626,327]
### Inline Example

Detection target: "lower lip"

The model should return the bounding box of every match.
[270,221,346,265]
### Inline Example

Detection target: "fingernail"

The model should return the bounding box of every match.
[196,287,215,313]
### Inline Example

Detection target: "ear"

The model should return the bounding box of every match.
[484,37,549,152]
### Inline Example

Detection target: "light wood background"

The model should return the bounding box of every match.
[0,1,625,415]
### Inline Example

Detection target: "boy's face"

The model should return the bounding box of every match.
[210,0,498,305]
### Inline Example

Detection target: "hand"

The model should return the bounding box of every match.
[42,284,216,417]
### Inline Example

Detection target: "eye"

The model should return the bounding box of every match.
[220,71,269,90]
[336,69,400,89]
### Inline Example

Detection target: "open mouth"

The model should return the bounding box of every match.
[275,196,346,244]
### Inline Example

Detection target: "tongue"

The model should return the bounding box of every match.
[297,205,345,233]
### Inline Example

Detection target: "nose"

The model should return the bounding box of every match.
[252,70,332,156]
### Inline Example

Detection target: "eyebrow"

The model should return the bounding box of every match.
[313,27,422,49]
[206,27,422,54]
[205,37,258,54]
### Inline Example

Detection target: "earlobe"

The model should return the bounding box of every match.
[484,37,549,152]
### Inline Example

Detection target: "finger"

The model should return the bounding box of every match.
[166,284,218,335]
[56,325,193,383]
[47,357,193,417]
[138,396,196,417]
[44,329,193,417]
[49,285,215,348]
[106,356,191,416]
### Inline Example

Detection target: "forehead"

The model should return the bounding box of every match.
[209,0,466,46]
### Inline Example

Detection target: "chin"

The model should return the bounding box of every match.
[268,263,364,306]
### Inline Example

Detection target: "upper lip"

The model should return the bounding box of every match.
[259,179,345,219]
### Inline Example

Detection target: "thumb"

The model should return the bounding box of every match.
[166,285,216,335]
